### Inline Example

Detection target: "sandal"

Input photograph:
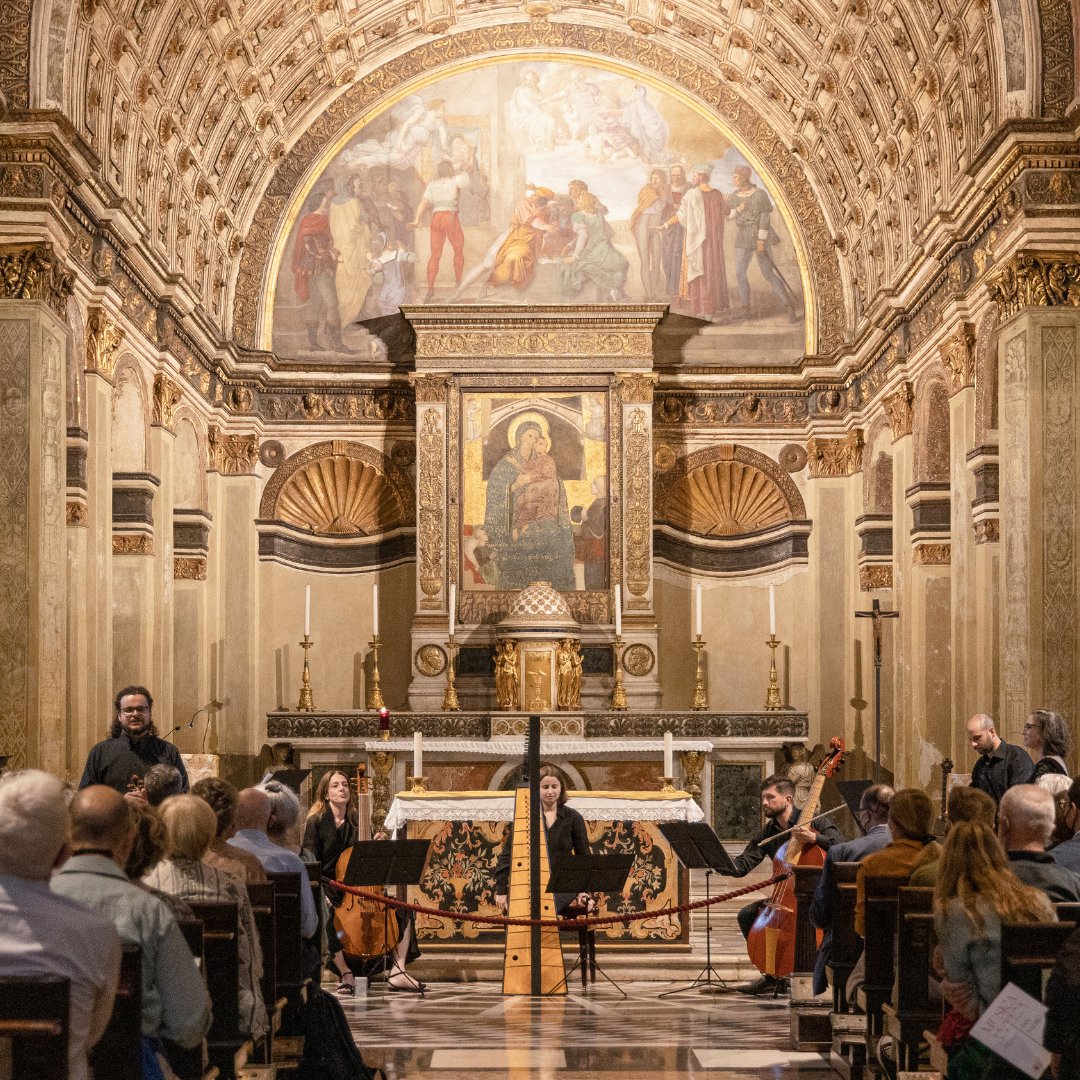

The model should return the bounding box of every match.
[336,975,356,996]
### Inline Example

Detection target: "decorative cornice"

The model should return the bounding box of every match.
[986,251,1080,324]
[859,565,894,591]
[585,713,809,738]
[206,425,258,475]
[84,306,124,380]
[0,243,73,319]
[807,431,864,478]
[883,381,915,439]
[173,556,207,580]
[913,542,951,565]
[938,323,977,395]
[152,373,183,430]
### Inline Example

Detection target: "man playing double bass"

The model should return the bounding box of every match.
[729,774,842,995]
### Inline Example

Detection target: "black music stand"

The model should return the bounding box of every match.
[658,822,737,998]
[546,854,634,997]
[342,838,431,994]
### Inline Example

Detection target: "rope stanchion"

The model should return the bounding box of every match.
[327,871,789,931]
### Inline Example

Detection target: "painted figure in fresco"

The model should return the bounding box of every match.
[661,164,688,297]
[409,160,471,302]
[292,187,355,353]
[506,69,557,152]
[329,174,375,325]
[630,169,672,300]
[342,97,450,179]
[657,165,728,319]
[560,191,629,302]
[621,84,670,163]
[570,473,608,591]
[463,525,494,586]
[447,135,490,227]
[364,232,416,316]
[729,165,800,322]
[483,418,576,592]
[495,640,519,711]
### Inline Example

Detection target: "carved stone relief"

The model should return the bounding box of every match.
[806,431,864,478]
[987,252,1080,324]
[623,407,652,604]
[938,323,977,395]
[151,373,182,430]
[416,406,445,609]
[883,382,915,439]
[206,426,258,475]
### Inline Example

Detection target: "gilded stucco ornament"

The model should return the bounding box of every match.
[113,534,154,556]
[859,565,893,591]
[883,382,915,439]
[806,431,864,478]
[987,252,1080,324]
[974,520,1000,545]
[623,407,652,601]
[0,244,73,319]
[937,323,977,395]
[206,425,259,474]
[913,542,951,565]
[417,408,445,607]
[152,373,183,430]
[84,307,124,380]
[414,644,447,677]
[174,556,207,580]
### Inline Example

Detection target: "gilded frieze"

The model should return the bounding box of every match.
[113,534,154,556]
[416,407,445,608]
[859,565,894,591]
[624,407,652,603]
[0,243,73,319]
[913,543,951,565]
[173,556,207,580]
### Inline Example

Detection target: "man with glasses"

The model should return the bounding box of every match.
[79,686,189,796]
[1051,778,1080,874]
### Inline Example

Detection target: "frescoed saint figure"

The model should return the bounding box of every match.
[483,414,576,592]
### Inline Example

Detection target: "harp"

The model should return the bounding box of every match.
[502,713,566,995]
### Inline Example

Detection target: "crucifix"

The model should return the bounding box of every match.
[855,598,899,764]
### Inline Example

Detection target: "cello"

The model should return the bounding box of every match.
[331,765,400,969]
[745,737,846,981]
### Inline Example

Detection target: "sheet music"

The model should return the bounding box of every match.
[970,982,1052,1079]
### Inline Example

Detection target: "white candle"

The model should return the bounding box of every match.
[449,582,456,637]
[614,584,622,637]
[663,730,673,779]
[695,584,702,639]
[769,584,776,637]
[304,584,311,637]
[372,582,379,638]
[413,731,423,778]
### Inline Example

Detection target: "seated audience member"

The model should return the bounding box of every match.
[124,803,195,922]
[855,788,941,936]
[808,783,894,994]
[51,785,210,1068]
[0,770,122,1080]
[260,778,304,853]
[1037,773,1074,848]
[145,795,268,1042]
[998,785,1080,901]
[911,786,998,886]
[1023,709,1071,780]
[229,787,319,940]
[1051,778,1080,873]
[142,764,184,807]
[1045,926,1080,1079]
[933,821,1055,1071]
[191,776,267,884]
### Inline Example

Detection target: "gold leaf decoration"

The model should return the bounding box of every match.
[663,460,789,536]
[275,456,405,536]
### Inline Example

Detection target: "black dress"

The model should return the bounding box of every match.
[1033,756,1069,780]
[493,803,591,914]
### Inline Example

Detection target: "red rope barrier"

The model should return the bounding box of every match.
[327,872,788,930]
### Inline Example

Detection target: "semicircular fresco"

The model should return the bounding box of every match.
[269,59,807,367]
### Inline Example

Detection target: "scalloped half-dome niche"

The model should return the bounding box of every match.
[663,459,790,537]
[276,456,403,536]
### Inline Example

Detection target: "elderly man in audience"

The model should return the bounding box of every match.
[1049,777,1080,873]
[192,776,268,883]
[997,784,1080,901]
[0,770,122,1080]
[141,764,184,807]
[50,785,210,1069]
[910,786,997,886]
[808,783,894,994]
[229,786,319,939]
[145,795,268,1043]
[967,712,1035,803]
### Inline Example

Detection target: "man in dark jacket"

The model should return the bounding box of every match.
[967,713,1034,802]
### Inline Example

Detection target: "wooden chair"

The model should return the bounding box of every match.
[164,920,208,1080]
[89,944,142,1080]
[0,974,69,1079]
[246,881,278,1063]
[881,886,937,1072]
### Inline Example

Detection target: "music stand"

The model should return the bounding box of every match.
[546,855,634,997]
[836,780,874,836]
[658,822,736,998]
[342,839,431,994]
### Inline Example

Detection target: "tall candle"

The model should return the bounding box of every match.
[413,731,423,778]
[663,730,673,779]
[614,584,622,637]
[372,582,379,637]
[695,584,702,639]
[304,584,311,637]
[769,584,776,637]
[449,582,456,637]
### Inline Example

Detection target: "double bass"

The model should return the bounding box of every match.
[745,738,846,981]
[331,765,400,968]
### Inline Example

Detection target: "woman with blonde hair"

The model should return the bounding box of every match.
[145,795,269,1042]
[933,820,1055,1077]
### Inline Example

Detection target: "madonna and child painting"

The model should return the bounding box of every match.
[270,60,806,366]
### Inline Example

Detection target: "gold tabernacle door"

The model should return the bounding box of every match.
[502,785,566,995]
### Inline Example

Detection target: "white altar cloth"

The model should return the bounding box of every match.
[383,788,705,832]
[362,738,713,756]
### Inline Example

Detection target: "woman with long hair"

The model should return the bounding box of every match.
[302,770,422,993]
[933,820,1055,1077]
[1023,709,1071,780]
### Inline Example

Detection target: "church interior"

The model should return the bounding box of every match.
[2,0,1080,1075]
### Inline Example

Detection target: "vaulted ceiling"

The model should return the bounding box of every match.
[3,0,1075,365]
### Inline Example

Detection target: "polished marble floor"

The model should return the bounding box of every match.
[340,979,829,1079]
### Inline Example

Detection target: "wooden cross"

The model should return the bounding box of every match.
[855,598,899,764]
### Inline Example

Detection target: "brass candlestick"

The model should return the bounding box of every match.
[659,775,676,795]
[764,634,782,710]
[410,775,428,793]
[367,635,385,711]
[610,634,628,711]
[297,635,315,711]
[691,635,708,711]
[442,635,460,712]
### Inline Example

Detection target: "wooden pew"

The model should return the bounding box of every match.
[265,871,307,1046]
[790,863,830,1050]
[1001,921,1078,1000]
[186,900,248,1080]
[89,943,142,1080]
[0,974,69,1079]
[827,863,865,1080]
[164,920,208,1080]
[881,886,937,1072]
[857,873,905,1037]
[246,881,279,1064]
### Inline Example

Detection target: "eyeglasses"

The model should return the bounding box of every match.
[120,706,150,715]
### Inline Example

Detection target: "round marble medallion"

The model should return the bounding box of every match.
[415,644,447,677]
[622,643,655,676]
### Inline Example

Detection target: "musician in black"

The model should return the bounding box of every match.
[493,765,592,915]
[729,774,842,995]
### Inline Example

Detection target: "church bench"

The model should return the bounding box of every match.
[89,943,142,1080]
[790,864,830,1051]
[1000,920,1078,1001]
[855,873,905,1036]
[168,919,222,1080]
[881,887,937,1072]
[246,881,284,1064]
[0,974,69,1079]
[825,862,861,1014]
[264,871,308,1046]
[185,900,251,1080]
